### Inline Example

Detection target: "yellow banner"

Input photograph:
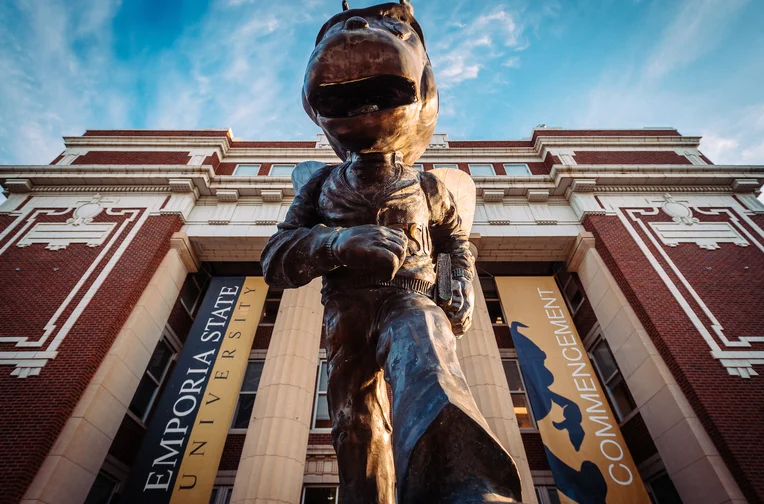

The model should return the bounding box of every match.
[496,277,650,504]
[170,277,268,504]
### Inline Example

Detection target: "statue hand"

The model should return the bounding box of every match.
[447,278,474,337]
[332,225,408,276]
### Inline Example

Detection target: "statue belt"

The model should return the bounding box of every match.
[327,275,435,297]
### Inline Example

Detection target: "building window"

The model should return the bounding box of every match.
[502,359,535,429]
[312,360,331,429]
[179,269,211,317]
[232,360,265,429]
[469,164,496,176]
[536,486,562,504]
[233,164,262,176]
[129,334,178,422]
[412,163,424,171]
[503,163,531,176]
[84,471,120,504]
[554,269,584,315]
[303,486,340,504]
[481,276,513,348]
[269,164,296,176]
[646,471,682,504]
[433,163,458,169]
[210,485,233,504]
[589,338,636,422]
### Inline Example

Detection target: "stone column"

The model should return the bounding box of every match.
[456,255,537,503]
[231,278,324,504]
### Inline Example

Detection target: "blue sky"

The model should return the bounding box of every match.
[1,0,763,167]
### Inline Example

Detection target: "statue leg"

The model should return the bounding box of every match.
[375,290,522,504]
[324,294,396,504]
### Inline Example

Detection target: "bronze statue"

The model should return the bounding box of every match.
[261,1,522,502]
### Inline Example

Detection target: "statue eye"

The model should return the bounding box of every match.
[384,20,411,40]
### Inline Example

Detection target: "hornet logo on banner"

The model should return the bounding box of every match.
[496,277,650,504]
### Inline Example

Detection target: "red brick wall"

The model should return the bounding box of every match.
[521,432,550,470]
[573,151,691,165]
[72,151,191,165]
[203,152,221,171]
[448,140,534,148]
[308,432,333,446]
[230,141,315,148]
[219,434,246,471]
[584,213,764,503]
[0,212,182,503]
[532,129,681,142]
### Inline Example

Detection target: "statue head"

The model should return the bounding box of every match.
[303,1,438,165]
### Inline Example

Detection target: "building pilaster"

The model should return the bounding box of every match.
[456,257,537,503]
[231,278,324,504]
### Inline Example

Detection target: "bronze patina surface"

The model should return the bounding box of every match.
[261,2,522,502]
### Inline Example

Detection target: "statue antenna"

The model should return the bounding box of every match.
[342,0,349,11]
[400,0,413,14]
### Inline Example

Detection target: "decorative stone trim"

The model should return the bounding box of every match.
[260,189,284,203]
[216,189,240,202]
[482,189,505,202]
[732,179,760,193]
[5,179,32,193]
[168,178,195,192]
[526,189,550,202]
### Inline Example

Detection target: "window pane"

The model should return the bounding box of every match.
[241,361,264,392]
[648,472,682,504]
[270,164,295,176]
[304,487,338,504]
[412,164,424,171]
[564,278,583,311]
[233,394,256,428]
[433,163,458,169]
[209,488,219,504]
[146,339,173,379]
[592,341,618,380]
[469,164,495,176]
[486,300,505,324]
[129,373,158,418]
[85,472,118,504]
[610,379,636,419]
[502,361,525,392]
[511,393,533,428]
[180,276,202,312]
[234,164,261,176]
[503,164,530,176]
[318,362,329,392]
[480,277,498,299]
[315,395,332,428]
[547,488,561,504]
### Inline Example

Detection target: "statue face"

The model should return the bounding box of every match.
[303,2,438,165]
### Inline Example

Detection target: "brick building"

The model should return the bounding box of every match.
[0,127,762,504]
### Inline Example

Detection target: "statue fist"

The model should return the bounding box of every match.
[332,225,408,278]
[447,278,474,337]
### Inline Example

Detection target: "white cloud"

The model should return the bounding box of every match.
[645,0,748,79]
[427,3,540,88]
[0,0,128,165]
